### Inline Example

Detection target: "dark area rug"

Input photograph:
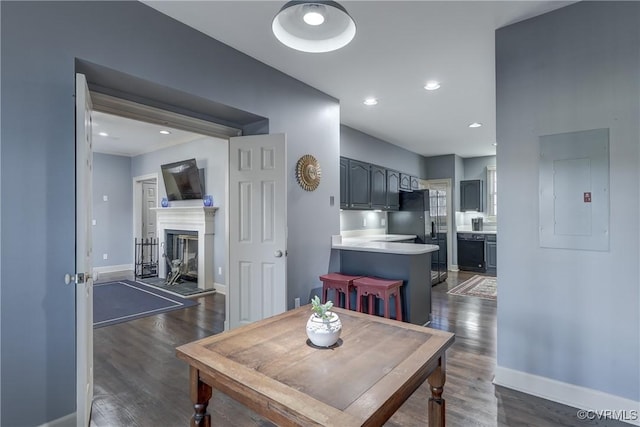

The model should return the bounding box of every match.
[94,280,198,328]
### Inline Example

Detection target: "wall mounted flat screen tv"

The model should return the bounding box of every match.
[161,158,204,201]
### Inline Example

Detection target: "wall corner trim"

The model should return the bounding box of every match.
[214,282,227,295]
[494,366,640,426]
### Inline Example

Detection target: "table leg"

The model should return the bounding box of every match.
[190,366,213,427]
[428,357,446,427]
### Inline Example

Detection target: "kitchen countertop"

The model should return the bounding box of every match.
[456,229,497,235]
[340,234,417,243]
[333,234,438,255]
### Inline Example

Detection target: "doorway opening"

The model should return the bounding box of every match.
[422,179,453,272]
[76,68,286,426]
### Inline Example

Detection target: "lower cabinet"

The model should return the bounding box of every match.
[486,235,497,274]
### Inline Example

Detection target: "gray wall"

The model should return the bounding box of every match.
[340,125,427,177]
[496,1,639,402]
[92,153,133,268]
[423,154,455,181]
[454,155,464,214]
[0,2,339,425]
[463,155,495,181]
[131,136,228,285]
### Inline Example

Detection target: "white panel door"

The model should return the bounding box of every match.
[75,73,94,427]
[142,180,157,239]
[228,134,287,329]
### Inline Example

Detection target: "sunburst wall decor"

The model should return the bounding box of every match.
[295,154,321,191]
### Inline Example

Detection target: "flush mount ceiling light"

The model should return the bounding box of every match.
[272,1,356,53]
[98,132,109,137]
[424,81,441,91]
[363,97,378,106]
[468,122,483,128]
[159,130,172,135]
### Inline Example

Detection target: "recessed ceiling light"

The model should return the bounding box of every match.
[302,4,325,26]
[363,98,378,106]
[468,122,482,128]
[159,130,171,135]
[98,132,109,137]
[424,81,441,91]
[492,143,498,146]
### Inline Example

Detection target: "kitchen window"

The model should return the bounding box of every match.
[487,165,497,218]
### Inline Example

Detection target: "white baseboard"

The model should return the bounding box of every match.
[93,263,134,277]
[214,282,227,295]
[39,412,75,427]
[494,366,640,426]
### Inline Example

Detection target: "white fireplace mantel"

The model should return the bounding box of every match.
[151,206,218,290]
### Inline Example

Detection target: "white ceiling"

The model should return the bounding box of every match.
[92,111,204,157]
[142,0,575,159]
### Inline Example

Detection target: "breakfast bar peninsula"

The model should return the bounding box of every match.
[332,235,439,325]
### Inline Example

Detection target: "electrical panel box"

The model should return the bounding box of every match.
[539,128,609,251]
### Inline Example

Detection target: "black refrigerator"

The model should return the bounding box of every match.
[387,189,448,285]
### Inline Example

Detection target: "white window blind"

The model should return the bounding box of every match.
[487,166,497,217]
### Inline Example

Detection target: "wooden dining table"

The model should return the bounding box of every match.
[176,306,455,427]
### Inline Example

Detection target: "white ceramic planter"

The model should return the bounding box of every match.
[306,312,342,347]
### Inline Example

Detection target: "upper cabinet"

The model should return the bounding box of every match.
[348,159,371,209]
[399,173,412,191]
[370,165,387,209]
[460,179,484,211]
[410,176,420,190]
[386,170,400,210]
[340,157,414,211]
[339,157,349,209]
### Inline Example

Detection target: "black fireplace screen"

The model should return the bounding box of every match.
[165,230,198,281]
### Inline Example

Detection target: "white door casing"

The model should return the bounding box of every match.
[228,134,287,329]
[75,73,94,427]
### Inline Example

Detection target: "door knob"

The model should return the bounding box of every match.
[274,250,283,258]
[65,273,92,284]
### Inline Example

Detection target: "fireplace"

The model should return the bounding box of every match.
[165,230,199,281]
[151,206,217,290]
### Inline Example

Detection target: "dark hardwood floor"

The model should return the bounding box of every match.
[92,272,626,426]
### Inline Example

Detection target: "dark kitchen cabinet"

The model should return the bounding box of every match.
[410,176,420,190]
[460,179,484,211]
[348,159,371,209]
[370,165,387,209]
[339,157,415,211]
[340,157,349,209]
[386,170,400,210]
[399,173,412,191]
[486,234,497,275]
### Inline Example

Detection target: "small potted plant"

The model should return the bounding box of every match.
[306,295,342,347]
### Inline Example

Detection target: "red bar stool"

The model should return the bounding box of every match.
[353,277,403,321]
[319,273,362,310]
